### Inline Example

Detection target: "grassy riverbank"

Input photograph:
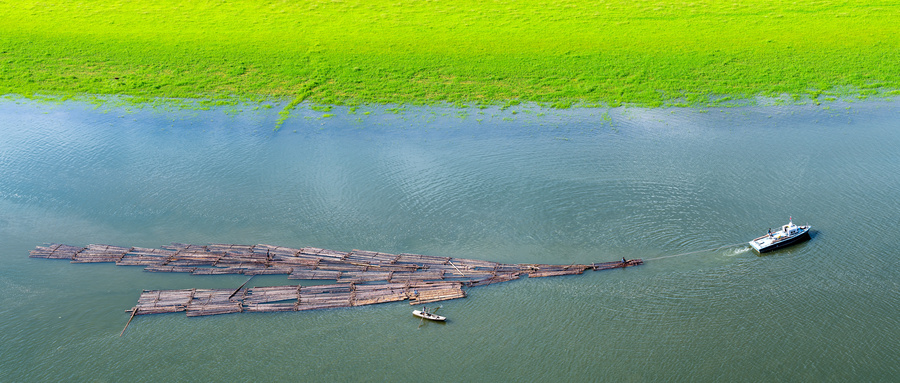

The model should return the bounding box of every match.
[2,0,898,107]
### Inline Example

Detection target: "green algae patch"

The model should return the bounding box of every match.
[1,1,898,108]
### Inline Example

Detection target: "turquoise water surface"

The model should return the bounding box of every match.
[1,99,898,381]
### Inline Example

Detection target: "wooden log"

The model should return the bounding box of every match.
[254,244,300,257]
[244,266,293,275]
[352,291,408,306]
[229,276,254,299]
[298,294,352,310]
[249,245,272,260]
[495,264,522,273]
[171,251,221,263]
[299,247,323,255]
[132,289,192,314]
[390,270,445,283]
[118,247,174,266]
[191,267,248,275]
[315,262,367,272]
[71,244,131,263]
[395,253,450,265]
[300,283,353,294]
[133,305,186,315]
[527,268,586,278]
[147,289,193,303]
[217,247,269,262]
[127,247,175,257]
[186,304,242,317]
[346,249,378,262]
[355,284,404,294]
[300,291,352,301]
[218,257,267,266]
[32,244,83,260]
[163,243,207,252]
[408,280,456,288]
[370,253,400,264]
[449,257,500,269]
[144,265,197,273]
[447,260,466,276]
[215,260,267,269]
[592,261,620,270]
[465,272,521,287]
[288,270,341,280]
[411,285,466,304]
[591,259,642,270]
[206,243,254,254]
[29,244,66,259]
[318,248,350,260]
[346,250,398,265]
[120,308,138,336]
[337,271,392,283]
[300,247,349,261]
[243,303,296,313]
[118,258,167,266]
[243,286,300,304]
[163,259,215,266]
[270,254,319,266]
[185,289,242,316]
[443,270,496,280]
[371,264,421,272]
[296,301,351,311]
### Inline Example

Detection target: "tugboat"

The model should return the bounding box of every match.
[749,217,811,253]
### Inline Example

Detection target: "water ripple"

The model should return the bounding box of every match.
[2,100,900,381]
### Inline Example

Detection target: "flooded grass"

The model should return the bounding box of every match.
[1,0,898,107]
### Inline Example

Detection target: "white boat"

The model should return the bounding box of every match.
[413,307,446,321]
[749,217,811,253]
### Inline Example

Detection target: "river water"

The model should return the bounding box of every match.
[1,99,897,381]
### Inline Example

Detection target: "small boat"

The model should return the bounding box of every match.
[413,306,446,321]
[749,217,811,253]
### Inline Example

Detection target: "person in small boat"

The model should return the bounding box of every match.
[622,257,627,264]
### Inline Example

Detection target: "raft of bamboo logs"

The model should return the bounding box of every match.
[30,243,642,317]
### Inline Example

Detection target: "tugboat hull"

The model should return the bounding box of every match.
[749,218,811,253]
[752,229,811,253]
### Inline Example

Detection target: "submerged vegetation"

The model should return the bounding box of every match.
[1,0,898,108]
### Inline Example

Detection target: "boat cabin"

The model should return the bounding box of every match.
[782,223,798,235]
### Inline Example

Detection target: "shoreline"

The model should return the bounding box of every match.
[4,94,896,136]
[2,1,898,109]
[5,91,896,113]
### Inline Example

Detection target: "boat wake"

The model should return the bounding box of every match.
[723,246,751,257]
[644,242,748,261]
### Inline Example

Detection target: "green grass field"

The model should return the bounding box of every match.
[2,0,898,108]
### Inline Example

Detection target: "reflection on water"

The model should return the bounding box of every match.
[1,99,898,381]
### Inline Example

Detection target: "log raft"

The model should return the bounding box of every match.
[30,243,642,317]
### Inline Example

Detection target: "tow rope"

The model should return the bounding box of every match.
[644,242,749,261]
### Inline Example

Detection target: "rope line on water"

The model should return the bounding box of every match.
[644,242,748,261]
